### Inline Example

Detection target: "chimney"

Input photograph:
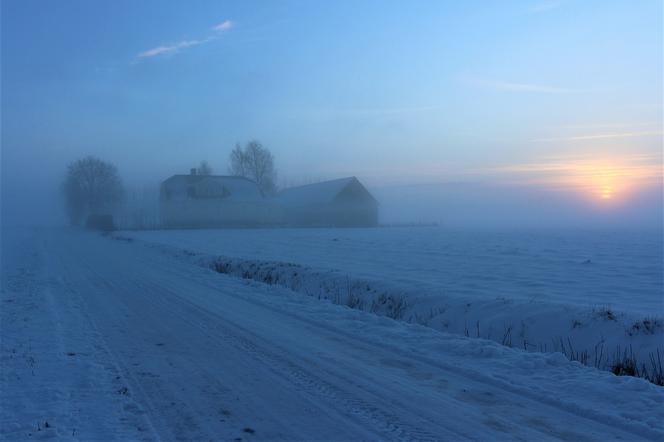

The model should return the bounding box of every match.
[190,168,197,176]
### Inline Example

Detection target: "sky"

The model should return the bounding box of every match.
[1,0,662,229]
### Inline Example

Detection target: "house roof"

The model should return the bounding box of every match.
[276,177,374,206]
[163,175,264,200]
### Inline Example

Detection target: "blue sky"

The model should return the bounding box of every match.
[2,0,662,227]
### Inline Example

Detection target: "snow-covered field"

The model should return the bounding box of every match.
[123,227,664,379]
[2,227,663,441]
[123,227,663,314]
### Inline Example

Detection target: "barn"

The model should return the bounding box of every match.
[159,172,378,228]
[276,177,378,227]
[159,170,279,228]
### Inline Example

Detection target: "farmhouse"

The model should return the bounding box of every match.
[160,170,278,228]
[159,171,378,228]
[276,177,378,227]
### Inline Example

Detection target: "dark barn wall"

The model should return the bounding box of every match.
[329,203,378,227]
[285,202,377,227]
[160,199,284,228]
[334,179,377,205]
[329,179,378,227]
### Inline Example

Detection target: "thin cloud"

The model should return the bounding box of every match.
[285,105,443,121]
[488,80,580,94]
[213,20,233,32]
[137,39,208,59]
[334,105,442,117]
[464,77,586,94]
[473,153,663,193]
[136,20,232,60]
[470,153,662,175]
[532,131,663,142]
[530,1,562,13]
[559,122,661,130]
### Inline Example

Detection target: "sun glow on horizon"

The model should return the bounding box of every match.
[586,164,623,203]
[486,154,662,205]
[600,185,614,200]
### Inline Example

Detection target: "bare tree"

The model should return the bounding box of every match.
[229,143,247,177]
[63,156,124,225]
[228,140,277,195]
[197,160,213,175]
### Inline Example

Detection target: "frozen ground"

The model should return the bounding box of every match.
[125,227,662,314]
[2,227,663,441]
[122,227,664,379]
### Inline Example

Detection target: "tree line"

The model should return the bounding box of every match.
[63,140,277,227]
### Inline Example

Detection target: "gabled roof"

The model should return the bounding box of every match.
[162,175,264,200]
[276,177,375,206]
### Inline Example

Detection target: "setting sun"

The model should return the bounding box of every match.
[589,167,620,202]
[577,159,655,204]
[600,185,614,200]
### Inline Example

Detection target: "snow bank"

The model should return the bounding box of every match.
[201,254,663,383]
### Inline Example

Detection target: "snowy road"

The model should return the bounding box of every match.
[2,228,663,441]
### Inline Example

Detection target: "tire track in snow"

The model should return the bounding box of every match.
[147,284,454,442]
[59,255,237,441]
[58,242,381,440]
[54,248,163,441]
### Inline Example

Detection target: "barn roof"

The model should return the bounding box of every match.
[162,175,264,200]
[276,177,374,206]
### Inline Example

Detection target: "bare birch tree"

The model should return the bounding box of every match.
[228,140,277,195]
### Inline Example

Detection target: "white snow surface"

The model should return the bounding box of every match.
[2,227,663,441]
[122,227,664,375]
[122,227,663,314]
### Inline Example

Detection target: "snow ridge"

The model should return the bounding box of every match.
[200,254,663,384]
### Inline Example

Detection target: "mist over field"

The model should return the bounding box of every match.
[2,161,662,231]
[2,1,662,231]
